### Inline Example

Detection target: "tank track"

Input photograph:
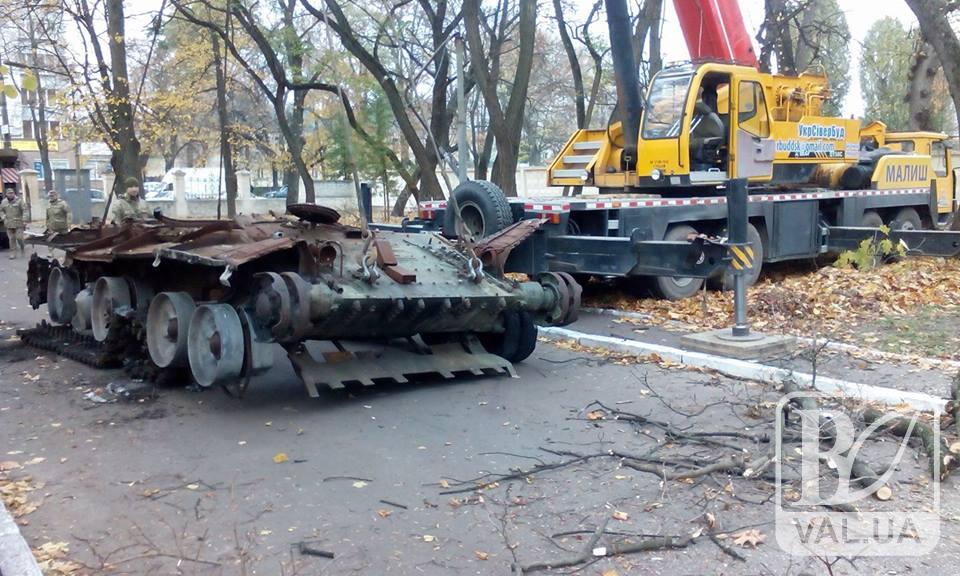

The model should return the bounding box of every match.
[18,322,125,369]
[18,321,189,386]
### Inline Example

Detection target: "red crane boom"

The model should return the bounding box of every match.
[673,0,759,68]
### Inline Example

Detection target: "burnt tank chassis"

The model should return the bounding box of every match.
[26,206,578,396]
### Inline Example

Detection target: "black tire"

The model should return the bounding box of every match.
[652,224,704,300]
[890,207,922,231]
[479,310,537,363]
[861,210,883,228]
[509,311,538,363]
[479,311,520,361]
[713,223,764,291]
[442,180,513,239]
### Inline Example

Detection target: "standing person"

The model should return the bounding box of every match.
[111,177,149,224]
[45,189,73,234]
[0,188,27,259]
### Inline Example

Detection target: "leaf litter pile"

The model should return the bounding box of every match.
[585,258,960,352]
[1,463,82,574]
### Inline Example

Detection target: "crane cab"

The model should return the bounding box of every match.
[548,62,863,194]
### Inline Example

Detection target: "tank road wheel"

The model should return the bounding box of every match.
[861,210,884,228]
[188,303,244,388]
[72,285,94,333]
[481,311,521,361]
[480,310,538,363]
[890,207,922,231]
[147,292,196,368]
[442,180,513,239]
[47,267,80,325]
[714,223,764,291]
[510,311,538,363]
[91,276,132,342]
[653,224,704,301]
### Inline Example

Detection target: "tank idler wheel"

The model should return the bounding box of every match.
[91,276,133,342]
[536,272,570,325]
[47,267,80,325]
[554,272,582,325]
[146,292,196,368]
[188,303,245,388]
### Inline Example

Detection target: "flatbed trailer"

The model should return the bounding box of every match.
[382,181,960,299]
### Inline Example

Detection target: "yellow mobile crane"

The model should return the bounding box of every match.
[420,0,960,300]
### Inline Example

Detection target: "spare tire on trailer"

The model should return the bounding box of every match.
[442,180,513,239]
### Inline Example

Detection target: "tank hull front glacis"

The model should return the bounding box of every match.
[24,210,579,396]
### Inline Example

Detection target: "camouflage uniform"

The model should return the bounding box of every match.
[1,195,27,258]
[111,195,149,224]
[46,198,73,233]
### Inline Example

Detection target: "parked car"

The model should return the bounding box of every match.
[263,186,288,198]
[64,188,104,202]
[143,181,174,200]
[145,189,174,201]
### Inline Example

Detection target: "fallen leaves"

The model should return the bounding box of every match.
[272,452,289,464]
[584,258,960,355]
[377,509,392,518]
[474,550,489,560]
[611,510,629,521]
[33,541,81,575]
[731,528,766,548]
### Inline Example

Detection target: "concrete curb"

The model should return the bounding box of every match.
[541,326,947,412]
[583,306,960,371]
[0,496,42,576]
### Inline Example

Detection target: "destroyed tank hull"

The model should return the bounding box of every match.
[26,207,580,396]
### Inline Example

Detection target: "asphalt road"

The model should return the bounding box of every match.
[2,253,958,575]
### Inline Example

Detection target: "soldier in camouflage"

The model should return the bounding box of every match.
[45,189,73,234]
[1,188,27,259]
[111,176,149,224]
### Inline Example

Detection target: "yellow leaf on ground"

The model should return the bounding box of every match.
[732,528,766,548]
[475,550,489,560]
[272,453,289,464]
[612,510,629,521]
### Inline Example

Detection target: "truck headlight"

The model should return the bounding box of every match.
[650,169,662,181]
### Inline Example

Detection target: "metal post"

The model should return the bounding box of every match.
[360,182,373,224]
[726,178,750,337]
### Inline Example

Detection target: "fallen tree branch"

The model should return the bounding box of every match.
[863,407,958,481]
[515,518,610,574]
[622,455,746,480]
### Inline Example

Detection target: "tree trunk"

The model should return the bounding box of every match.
[907,40,939,131]
[553,0,585,127]
[105,0,142,187]
[26,19,53,193]
[463,0,538,196]
[905,0,960,134]
[212,32,237,217]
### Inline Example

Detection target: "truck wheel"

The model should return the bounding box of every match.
[890,207,922,231]
[861,211,883,228]
[714,223,764,291]
[653,224,704,301]
[442,180,513,239]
